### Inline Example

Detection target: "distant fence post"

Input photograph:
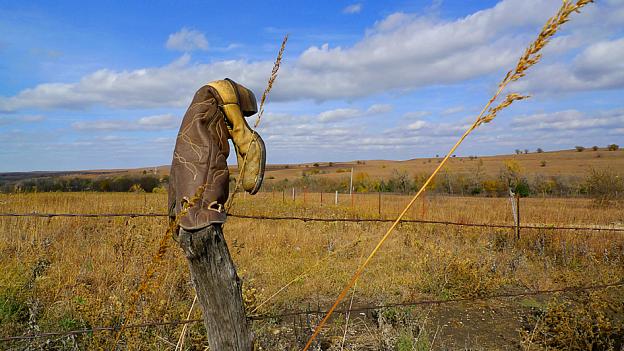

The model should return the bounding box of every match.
[292,187,295,201]
[509,188,519,241]
[378,191,381,217]
[515,193,521,241]
[335,191,338,205]
[320,192,323,205]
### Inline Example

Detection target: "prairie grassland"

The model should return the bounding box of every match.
[1,192,623,350]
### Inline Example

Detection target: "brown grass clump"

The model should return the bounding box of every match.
[521,289,624,350]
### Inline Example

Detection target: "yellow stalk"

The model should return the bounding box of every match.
[303,1,593,349]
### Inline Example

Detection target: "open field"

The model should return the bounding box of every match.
[1,192,623,350]
[3,148,622,184]
[261,148,624,183]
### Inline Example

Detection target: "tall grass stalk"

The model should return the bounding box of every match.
[303,1,594,349]
[226,34,288,210]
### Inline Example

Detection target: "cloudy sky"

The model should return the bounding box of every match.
[1,0,623,172]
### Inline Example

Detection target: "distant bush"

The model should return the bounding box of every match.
[584,168,623,205]
[540,160,547,167]
[3,174,163,193]
[536,148,543,153]
[129,184,145,193]
[302,169,320,176]
[514,179,531,197]
[607,144,619,151]
[575,146,585,152]
[592,145,599,151]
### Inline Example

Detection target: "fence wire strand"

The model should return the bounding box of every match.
[1,212,622,232]
[2,281,622,343]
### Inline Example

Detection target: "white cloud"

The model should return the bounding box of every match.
[403,111,430,119]
[0,114,45,125]
[407,120,427,130]
[317,103,393,122]
[366,104,393,114]
[514,37,624,93]
[343,3,362,14]
[317,108,360,122]
[511,109,624,131]
[137,114,176,128]
[442,106,464,115]
[166,28,209,52]
[0,0,622,112]
[72,114,178,131]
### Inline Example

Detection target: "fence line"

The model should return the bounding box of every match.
[2,281,622,343]
[1,212,623,232]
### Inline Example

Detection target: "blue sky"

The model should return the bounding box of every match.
[1,0,623,172]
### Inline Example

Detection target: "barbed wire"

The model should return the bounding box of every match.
[1,212,623,232]
[2,281,621,343]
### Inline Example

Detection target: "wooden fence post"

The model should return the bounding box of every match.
[320,192,323,205]
[292,187,295,201]
[515,193,521,241]
[378,191,381,217]
[177,225,253,350]
[335,191,338,205]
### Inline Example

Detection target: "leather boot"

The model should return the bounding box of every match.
[207,79,266,194]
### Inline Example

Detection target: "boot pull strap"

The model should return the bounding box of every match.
[206,79,245,131]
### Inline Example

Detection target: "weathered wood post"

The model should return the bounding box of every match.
[168,80,261,351]
[177,226,253,350]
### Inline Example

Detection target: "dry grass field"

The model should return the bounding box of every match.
[1,191,623,350]
[10,148,620,183]
[261,148,624,183]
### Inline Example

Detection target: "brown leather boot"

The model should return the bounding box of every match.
[207,79,266,194]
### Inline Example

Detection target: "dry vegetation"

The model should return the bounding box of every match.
[1,192,623,349]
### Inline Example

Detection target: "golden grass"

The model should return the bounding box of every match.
[1,192,622,349]
[303,2,595,347]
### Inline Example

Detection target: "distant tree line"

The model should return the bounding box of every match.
[0,174,168,193]
[262,164,623,201]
